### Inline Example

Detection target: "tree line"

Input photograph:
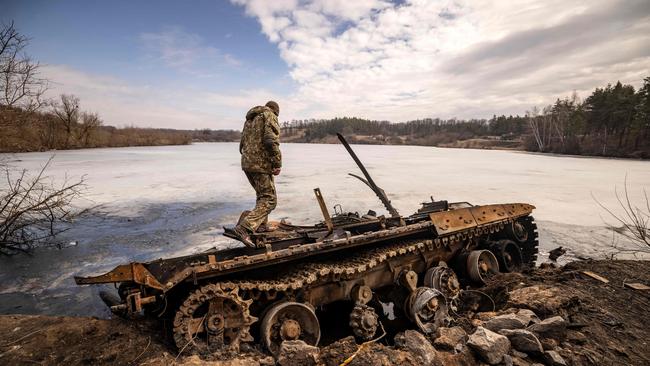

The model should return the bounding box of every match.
[0,96,196,152]
[281,77,650,158]
[526,80,649,157]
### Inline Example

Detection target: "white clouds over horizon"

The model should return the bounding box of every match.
[233,0,650,122]
[38,1,650,129]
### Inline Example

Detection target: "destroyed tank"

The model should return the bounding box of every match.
[75,134,538,356]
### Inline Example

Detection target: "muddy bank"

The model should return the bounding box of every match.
[1,259,648,366]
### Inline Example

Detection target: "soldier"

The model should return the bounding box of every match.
[232,101,282,247]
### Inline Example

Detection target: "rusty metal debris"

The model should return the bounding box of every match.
[75,134,539,356]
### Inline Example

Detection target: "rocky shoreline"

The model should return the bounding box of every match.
[1,259,648,366]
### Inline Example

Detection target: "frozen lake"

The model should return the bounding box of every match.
[1,142,649,317]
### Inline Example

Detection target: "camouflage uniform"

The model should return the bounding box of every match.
[239,105,281,232]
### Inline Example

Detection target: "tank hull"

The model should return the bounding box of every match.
[76,201,537,355]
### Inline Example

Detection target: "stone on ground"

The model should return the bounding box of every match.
[511,349,528,359]
[544,350,567,366]
[467,326,511,365]
[277,340,319,366]
[513,309,540,325]
[498,329,543,354]
[502,354,513,366]
[394,330,437,366]
[433,326,468,351]
[527,316,567,340]
[484,313,529,332]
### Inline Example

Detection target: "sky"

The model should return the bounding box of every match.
[3,0,649,130]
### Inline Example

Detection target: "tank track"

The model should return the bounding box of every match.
[518,215,539,266]
[173,214,539,351]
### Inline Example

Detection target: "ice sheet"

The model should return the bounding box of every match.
[1,142,648,316]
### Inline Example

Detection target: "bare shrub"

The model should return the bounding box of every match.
[594,179,650,254]
[0,156,85,255]
[78,111,102,146]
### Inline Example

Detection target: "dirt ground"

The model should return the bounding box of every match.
[1,259,648,366]
[476,260,650,365]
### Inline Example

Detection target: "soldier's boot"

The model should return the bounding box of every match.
[233,224,255,248]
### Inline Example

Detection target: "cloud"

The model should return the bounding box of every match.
[41,64,274,130]
[232,0,650,121]
[139,26,241,76]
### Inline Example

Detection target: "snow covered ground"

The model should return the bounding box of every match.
[1,142,649,316]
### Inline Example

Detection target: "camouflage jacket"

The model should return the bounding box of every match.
[240,106,282,173]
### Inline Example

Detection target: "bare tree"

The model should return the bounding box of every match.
[78,111,102,146]
[526,106,554,152]
[594,180,650,254]
[0,156,85,255]
[53,94,80,148]
[0,21,48,112]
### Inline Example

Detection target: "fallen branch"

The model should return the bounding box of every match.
[0,328,44,347]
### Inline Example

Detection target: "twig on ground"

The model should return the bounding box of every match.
[0,328,44,347]
[130,336,151,365]
[174,315,205,362]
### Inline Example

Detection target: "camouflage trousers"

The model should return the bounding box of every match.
[240,171,277,232]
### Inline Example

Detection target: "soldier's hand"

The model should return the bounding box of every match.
[272,168,281,176]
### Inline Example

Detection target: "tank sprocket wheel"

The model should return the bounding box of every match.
[260,301,320,356]
[512,215,539,267]
[349,303,379,341]
[173,284,257,354]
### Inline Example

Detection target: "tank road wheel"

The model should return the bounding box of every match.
[349,303,379,341]
[467,250,499,284]
[505,215,539,268]
[260,302,321,356]
[490,239,523,273]
[405,287,449,334]
[424,263,460,299]
[173,284,257,354]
